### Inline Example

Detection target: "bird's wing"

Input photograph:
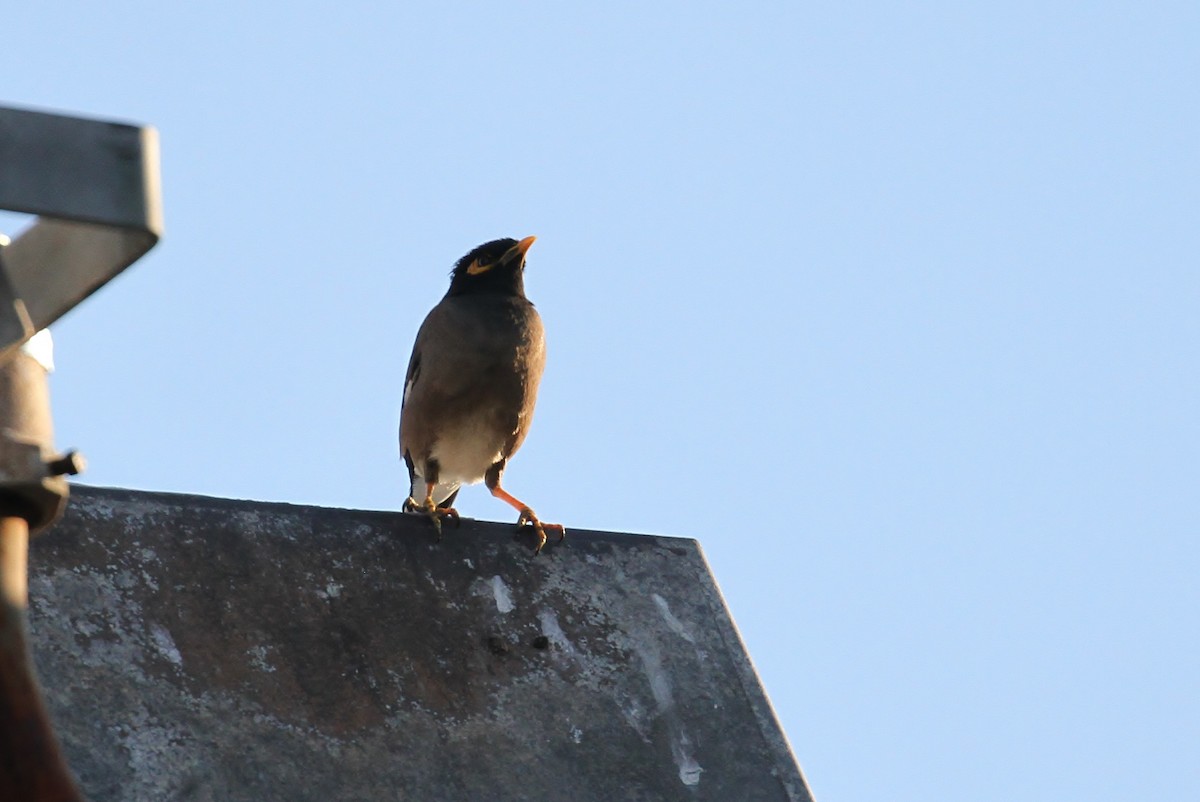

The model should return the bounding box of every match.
[400,299,489,457]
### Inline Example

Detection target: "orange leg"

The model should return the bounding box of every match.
[405,482,459,540]
[490,485,565,555]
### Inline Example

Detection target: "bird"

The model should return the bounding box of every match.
[399,236,564,554]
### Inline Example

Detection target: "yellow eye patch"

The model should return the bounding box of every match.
[466,258,495,275]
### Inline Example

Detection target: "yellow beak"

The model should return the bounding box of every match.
[506,235,536,263]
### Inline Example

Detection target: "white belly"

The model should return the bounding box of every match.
[428,415,507,486]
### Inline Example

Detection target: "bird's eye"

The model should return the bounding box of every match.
[466,258,494,276]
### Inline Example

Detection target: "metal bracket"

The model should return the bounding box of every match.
[0,105,163,362]
[0,105,162,531]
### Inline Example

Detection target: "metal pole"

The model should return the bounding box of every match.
[0,517,27,607]
[0,517,81,801]
[0,345,81,801]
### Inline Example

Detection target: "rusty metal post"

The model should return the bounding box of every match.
[0,518,28,606]
[0,341,82,801]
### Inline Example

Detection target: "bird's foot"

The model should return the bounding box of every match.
[516,507,566,555]
[404,496,460,541]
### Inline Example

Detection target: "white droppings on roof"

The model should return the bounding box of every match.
[491,575,514,613]
[652,593,695,643]
[149,624,182,666]
[538,609,576,655]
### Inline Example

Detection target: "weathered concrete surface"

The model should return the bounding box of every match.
[25,486,812,802]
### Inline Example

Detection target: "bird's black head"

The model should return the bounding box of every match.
[447,236,536,298]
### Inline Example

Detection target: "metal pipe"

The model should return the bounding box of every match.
[0,513,81,801]
[0,344,81,800]
[0,516,27,607]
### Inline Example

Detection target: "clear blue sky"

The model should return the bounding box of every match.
[6,3,1198,799]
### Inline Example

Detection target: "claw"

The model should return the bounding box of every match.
[516,507,566,555]
[405,496,459,541]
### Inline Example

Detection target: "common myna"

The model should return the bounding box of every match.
[399,236,564,554]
